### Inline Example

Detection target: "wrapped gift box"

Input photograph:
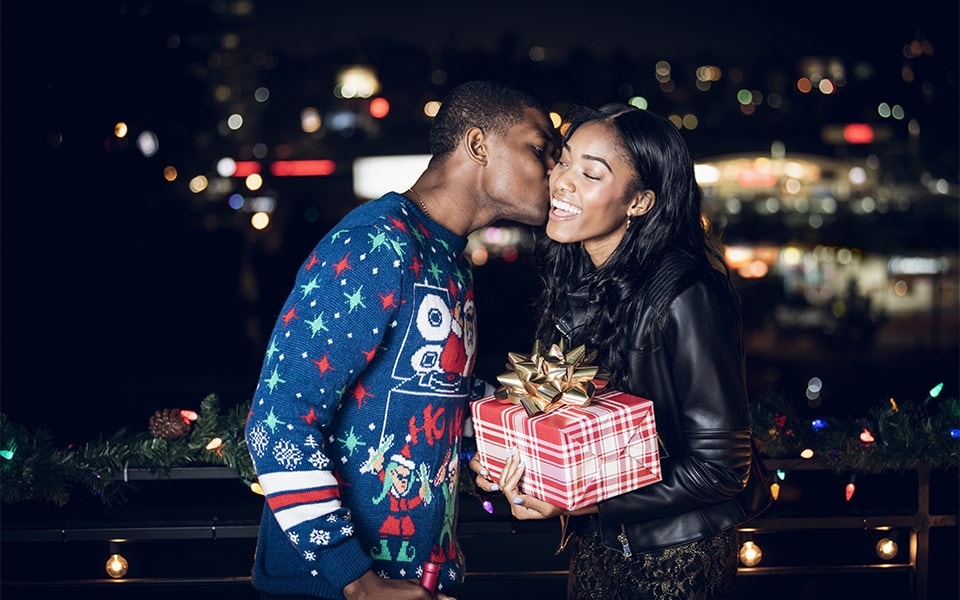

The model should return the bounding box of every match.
[470,390,661,511]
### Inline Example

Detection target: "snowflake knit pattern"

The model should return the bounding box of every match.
[245,192,474,598]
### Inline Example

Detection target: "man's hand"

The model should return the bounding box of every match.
[343,569,458,599]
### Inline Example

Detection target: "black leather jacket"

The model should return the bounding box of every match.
[556,260,771,555]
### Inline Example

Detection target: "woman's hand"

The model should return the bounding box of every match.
[468,452,501,493]
[496,452,566,520]
[470,449,598,520]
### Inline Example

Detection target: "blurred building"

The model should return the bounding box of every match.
[2,0,957,438]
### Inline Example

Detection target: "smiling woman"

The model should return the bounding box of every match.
[547,120,656,266]
[469,103,771,600]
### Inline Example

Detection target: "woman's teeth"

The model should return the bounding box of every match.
[551,198,582,215]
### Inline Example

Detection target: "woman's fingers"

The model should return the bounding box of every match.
[470,448,527,496]
[498,453,525,502]
[498,453,519,484]
[509,492,565,520]
[495,452,567,520]
[470,447,566,521]
[468,452,484,475]
[469,452,501,493]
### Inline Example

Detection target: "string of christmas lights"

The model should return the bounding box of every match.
[751,382,958,501]
[0,384,957,507]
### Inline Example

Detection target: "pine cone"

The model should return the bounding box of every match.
[903,400,928,425]
[148,408,190,439]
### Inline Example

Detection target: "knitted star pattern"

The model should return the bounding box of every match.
[244,192,474,596]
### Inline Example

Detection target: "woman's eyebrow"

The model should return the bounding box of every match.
[582,153,613,173]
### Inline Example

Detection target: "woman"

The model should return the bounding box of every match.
[472,104,770,599]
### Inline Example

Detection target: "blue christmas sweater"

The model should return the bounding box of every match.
[245,192,475,598]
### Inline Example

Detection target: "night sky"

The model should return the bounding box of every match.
[1,1,957,443]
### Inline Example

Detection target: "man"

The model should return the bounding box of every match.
[244,80,558,600]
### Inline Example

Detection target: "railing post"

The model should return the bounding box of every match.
[914,464,930,600]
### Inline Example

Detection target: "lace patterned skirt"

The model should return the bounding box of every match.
[566,516,739,600]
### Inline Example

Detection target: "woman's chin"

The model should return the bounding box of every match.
[544,221,574,244]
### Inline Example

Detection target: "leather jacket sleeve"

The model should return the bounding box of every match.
[598,280,754,526]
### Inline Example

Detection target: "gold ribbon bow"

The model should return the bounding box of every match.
[494,341,606,416]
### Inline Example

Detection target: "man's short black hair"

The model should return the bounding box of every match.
[429,80,546,159]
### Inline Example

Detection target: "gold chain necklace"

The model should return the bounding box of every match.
[406,188,429,217]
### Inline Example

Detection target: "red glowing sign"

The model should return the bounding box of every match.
[233,161,262,177]
[270,160,336,176]
[843,124,874,144]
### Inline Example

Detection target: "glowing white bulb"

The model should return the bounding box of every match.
[105,553,129,578]
[876,538,898,560]
[738,540,762,567]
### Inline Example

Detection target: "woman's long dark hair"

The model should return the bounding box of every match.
[533,104,740,386]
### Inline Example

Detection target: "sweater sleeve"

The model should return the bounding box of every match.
[244,223,400,588]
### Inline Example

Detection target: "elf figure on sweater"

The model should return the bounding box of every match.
[367,442,432,563]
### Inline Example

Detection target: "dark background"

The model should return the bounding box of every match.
[1,1,958,444]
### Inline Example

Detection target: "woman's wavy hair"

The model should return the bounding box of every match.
[533,104,739,385]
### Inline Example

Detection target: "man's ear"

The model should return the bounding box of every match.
[628,189,656,216]
[464,126,487,165]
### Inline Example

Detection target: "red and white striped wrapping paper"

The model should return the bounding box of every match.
[470,390,661,511]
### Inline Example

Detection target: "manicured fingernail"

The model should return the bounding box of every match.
[506,447,517,457]
[513,496,524,505]
[480,468,488,477]
[490,484,500,492]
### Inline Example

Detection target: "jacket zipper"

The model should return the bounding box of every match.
[617,524,633,557]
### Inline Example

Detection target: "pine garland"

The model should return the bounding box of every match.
[1,389,957,507]
[751,389,960,473]
[0,394,254,506]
